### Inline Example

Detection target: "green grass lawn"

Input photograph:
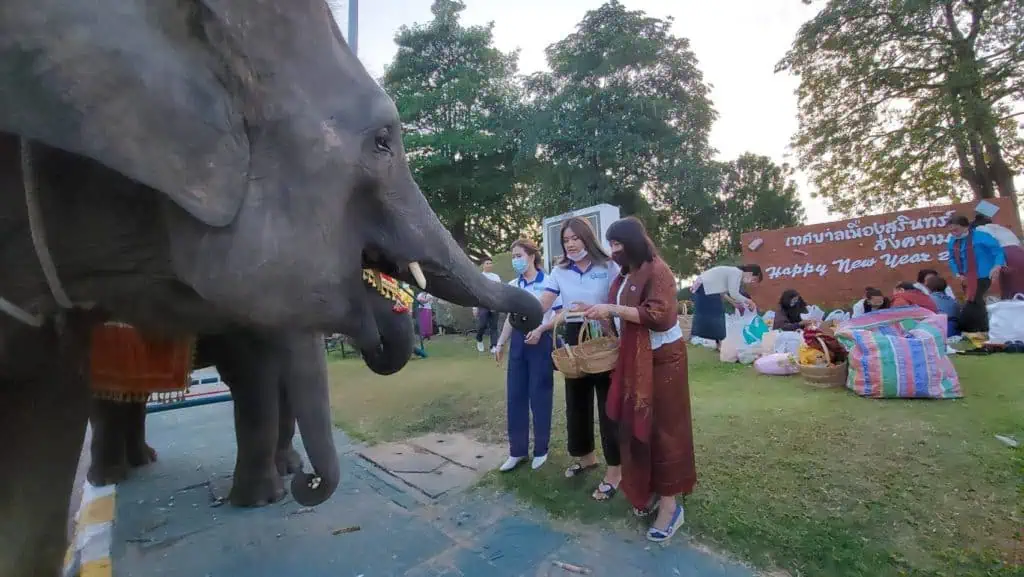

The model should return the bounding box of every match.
[328,335,1023,577]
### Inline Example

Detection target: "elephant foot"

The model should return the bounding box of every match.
[275,446,303,476]
[229,467,286,507]
[126,443,158,468]
[87,461,129,487]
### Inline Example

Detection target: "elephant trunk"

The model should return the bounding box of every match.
[366,174,544,333]
[285,332,341,506]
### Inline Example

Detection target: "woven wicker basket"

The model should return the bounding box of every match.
[678,301,693,339]
[798,336,848,389]
[551,316,619,377]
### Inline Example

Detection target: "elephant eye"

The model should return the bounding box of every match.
[374,128,392,154]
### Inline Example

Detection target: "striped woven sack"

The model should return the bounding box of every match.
[837,313,961,400]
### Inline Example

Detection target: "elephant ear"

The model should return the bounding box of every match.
[0,0,250,227]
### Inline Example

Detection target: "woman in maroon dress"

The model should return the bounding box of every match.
[583,217,696,543]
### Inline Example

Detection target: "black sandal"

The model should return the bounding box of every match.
[564,462,599,478]
[632,495,659,517]
[592,481,618,501]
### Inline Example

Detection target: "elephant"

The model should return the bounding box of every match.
[90,326,400,507]
[0,2,544,575]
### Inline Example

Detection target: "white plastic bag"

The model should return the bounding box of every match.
[800,305,825,323]
[774,331,804,355]
[824,309,851,324]
[737,344,759,365]
[987,296,1024,343]
[720,312,754,362]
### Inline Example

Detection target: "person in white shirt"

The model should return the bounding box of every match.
[493,235,562,472]
[689,265,761,348]
[474,258,502,353]
[973,213,1024,299]
[531,217,622,502]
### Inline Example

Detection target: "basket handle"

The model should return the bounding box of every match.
[814,336,832,364]
[551,312,576,358]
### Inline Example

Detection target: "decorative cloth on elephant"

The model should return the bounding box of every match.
[362,269,414,313]
[89,323,195,403]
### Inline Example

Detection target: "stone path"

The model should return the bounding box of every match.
[107,402,756,577]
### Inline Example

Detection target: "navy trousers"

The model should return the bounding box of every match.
[506,330,554,458]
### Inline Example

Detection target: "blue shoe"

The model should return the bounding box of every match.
[646,503,685,543]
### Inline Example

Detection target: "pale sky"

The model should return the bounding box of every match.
[329,0,837,224]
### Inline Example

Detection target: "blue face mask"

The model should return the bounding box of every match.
[511,257,529,275]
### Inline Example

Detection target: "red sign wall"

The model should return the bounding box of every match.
[740,198,1022,310]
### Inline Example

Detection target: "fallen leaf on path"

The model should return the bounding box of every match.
[331,526,361,535]
[552,560,591,574]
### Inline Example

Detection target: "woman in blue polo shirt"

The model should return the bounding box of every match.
[494,235,561,472]
[531,217,622,502]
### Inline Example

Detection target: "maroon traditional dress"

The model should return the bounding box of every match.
[607,259,697,509]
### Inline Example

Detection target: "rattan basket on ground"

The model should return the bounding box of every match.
[678,301,693,339]
[551,316,619,378]
[798,336,848,389]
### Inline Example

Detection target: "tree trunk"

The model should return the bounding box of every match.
[450,216,468,249]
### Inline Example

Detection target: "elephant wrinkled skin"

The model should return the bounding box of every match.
[0,1,543,575]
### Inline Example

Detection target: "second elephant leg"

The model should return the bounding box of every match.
[124,400,156,468]
[215,335,286,507]
[274,385,302,476]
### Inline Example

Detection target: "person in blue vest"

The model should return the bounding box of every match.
[947,214,1005,332]
[494,234,562,472]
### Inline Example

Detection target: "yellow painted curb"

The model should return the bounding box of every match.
[63,484,116,577]
[81,559,113,577]
[80,494,115,525]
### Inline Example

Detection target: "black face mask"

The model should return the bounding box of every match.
[611,251,629,267]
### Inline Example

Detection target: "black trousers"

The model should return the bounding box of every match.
[476,309,499,347]
[563,322,620,466]
[960,277,992,333]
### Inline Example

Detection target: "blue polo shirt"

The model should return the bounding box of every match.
[510,270,561,324]
[543,260,620,310]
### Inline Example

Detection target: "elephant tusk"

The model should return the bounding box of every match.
[408,261,427,290]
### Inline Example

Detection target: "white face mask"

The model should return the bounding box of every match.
[566,249,588,262]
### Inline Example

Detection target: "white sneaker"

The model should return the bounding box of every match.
[477,341,485,352]
[499,456,524,472]
[531,454,548,470]
[490,346,498,354]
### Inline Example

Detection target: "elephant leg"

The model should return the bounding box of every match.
[274,386,302,477]
[211,333,285,507]
[0,315,92,577]
[87,398,129,486]
[124,400,157,468]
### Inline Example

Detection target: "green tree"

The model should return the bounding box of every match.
[702,153,807,266]
[778,0,1024,216]
[381,0,534,258]
[526,0,719,276]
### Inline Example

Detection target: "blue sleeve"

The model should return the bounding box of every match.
[947,238,960,276]
[978,231,1007,267]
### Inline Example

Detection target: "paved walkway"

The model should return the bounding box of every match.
[102,402,755,577]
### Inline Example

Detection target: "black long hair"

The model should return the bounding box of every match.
[605,216,656,273]
[778,288,807,323]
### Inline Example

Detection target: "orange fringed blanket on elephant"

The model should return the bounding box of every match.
[89,322,195,403]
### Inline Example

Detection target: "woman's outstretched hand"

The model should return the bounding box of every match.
[583,304,614,320]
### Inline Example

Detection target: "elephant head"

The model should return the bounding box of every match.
[0,0,543,357]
